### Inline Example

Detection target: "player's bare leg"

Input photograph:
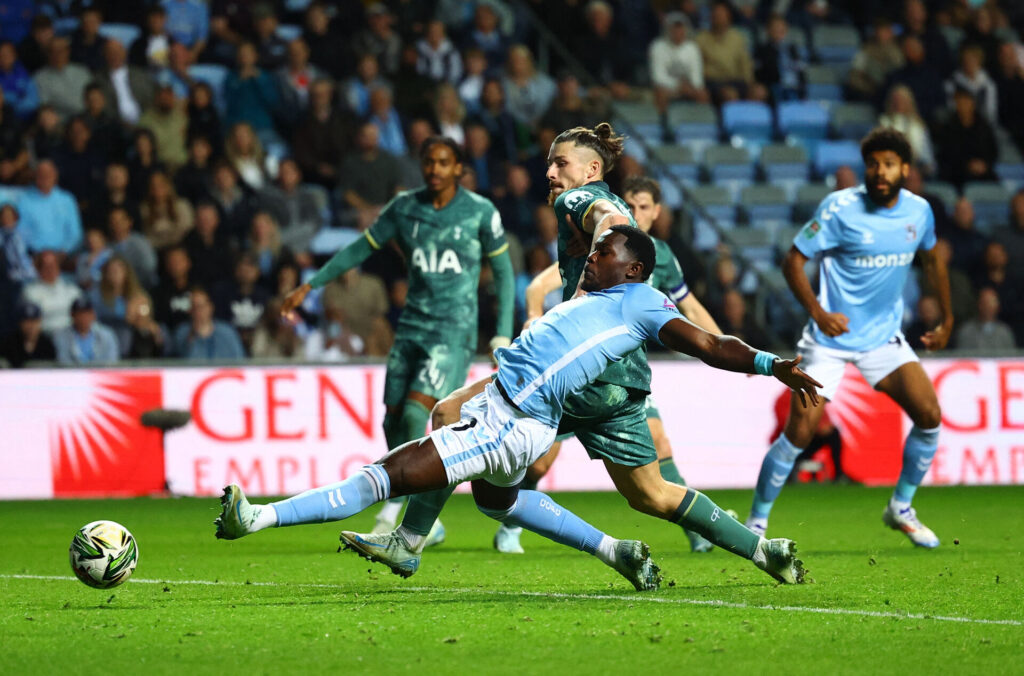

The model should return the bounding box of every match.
[747,392,829,535]
[605,460,806,584]
[875,362,942,547]
[375,390,441,533]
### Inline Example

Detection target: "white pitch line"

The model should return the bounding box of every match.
[3,574,1020,628]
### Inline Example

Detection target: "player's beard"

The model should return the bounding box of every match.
[866,174,905,205]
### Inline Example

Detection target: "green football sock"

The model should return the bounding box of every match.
[401,485,457,536]
[398,400,431,444]
[670,489,759,559]
[520,476,539,491]
[658,457,687,486]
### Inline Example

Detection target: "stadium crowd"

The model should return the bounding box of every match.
[1,0,1023,368]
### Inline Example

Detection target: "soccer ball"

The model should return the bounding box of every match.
[69,520,139,589]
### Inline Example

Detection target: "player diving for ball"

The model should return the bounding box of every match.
[490,174,725,555]
[281,136,515,547]
[744,127,953,548]
[216,225,819,588]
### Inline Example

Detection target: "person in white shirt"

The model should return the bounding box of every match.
[649,12,709,115]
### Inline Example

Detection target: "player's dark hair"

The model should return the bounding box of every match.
[860,127,913,164]
[419,135,464,164]
[608,224,655,281]
[553,122,625,173]
[622,175,662,204]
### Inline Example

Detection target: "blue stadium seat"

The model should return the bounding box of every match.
[794,183,834,221]
[98,23,142,50]
[813,140,863,179]
[721,101,774,144]
[727,227,776,272]
[760,143,810,199]
[667,102,719,151]
[188,64,230,112]
[651,145,699,186]
[964,182,1012,233]
[812,25,860,66]
[613,102,663,145]
[995,142,1024,193]
[804,65,843,102]
[777,101,830,150]
[831,103,876,141]
[690,184,736,250]
[703,145,755,201]
[740,184,791,229]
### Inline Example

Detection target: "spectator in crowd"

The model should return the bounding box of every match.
[753,14,806,103]
[470,78,519,163]
[0,0,32,44]
[396,117,433,188]
[532,203,559,262]
[433,83,466,147]
[250,298,304,360]
[225,122,268,191]
[345,53,389,118]
[392,43,440,125]
[964,5,1001,73]
[96,40,155,127]
[0,41,40,120]
[33,37,91,121]
[276,38,324,130]
[16,160,82,255]
[81,84,126,163]
[541,71,601,135]
[901,0,953,77]
[175,134,215,205]
[52,117,103,211]
[153,245,193,331]
[18,15,55,74]
[502,44,556,127]
[0,203,35,331]
[53,296,119,364]
[695,1,766,104]
[74,227,111,291]
[138,83,189,171]
[974,240,1016,313]
[89,255,145,354]
[994,190,1024,274]
[122,291,165,358]
[945,43,998,123]
[993,41,1024,153]
[206,161,256,241]
[879,85,937,176]
[705,254,741,316]
[884,35,945,123]
[141,170,195,249]
[0,302,55,367]
[571,1,632,100]
[69,6,107,72]
[463,122,501,197]
[352,3,401,75]
[108,207,158,289]
[495,165,535,242]
[257,157,320,252]
[920,238,975,325]
[417,19,462,84]
[87,161,141,231]
[224,42,280,146]
[319,267,391,355]
[847,19,904,103]
[130,5,171,70]
[338,122,402,229]
[183,203,232,288]
[303,1,347,79]
[515,243,557,325]
[252,2,288,71]
[717,288,768,348]
[0,88,28,183]
[463,2,508,74]
[157,42,196,101]
[955,287,1015,350]
[905,294,944,351]
[21,250,80,334]
[459,47,488,114]
[127,129,167,201]
[171,286,244,359]
[213,252,269,352]
[163,0,210,63]
[304,292,365,362]
[948,197,990,278]
[367,86,407,157]
[26,104,62,161]
[246,210,288,281]
[201,1,254,67]
[292,78,355,189]
[935,88,998,188]
[185,82,222,150]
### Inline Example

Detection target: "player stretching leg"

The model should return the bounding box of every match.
[217,227,818,587]
[281,137,515,546]
[494,175,724,554]
[745,128,952,548]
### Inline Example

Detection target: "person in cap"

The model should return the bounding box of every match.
[53,296,120,365]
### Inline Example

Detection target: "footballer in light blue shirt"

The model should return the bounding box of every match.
[216,226,820,588]
[748,127,954,550]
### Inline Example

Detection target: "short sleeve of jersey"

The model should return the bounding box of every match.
[793,193,843,258]
[365,197,401,249]
[478,202,509,258]
[554,187,599,230]
[918,201,937,251]
[620,284,682,344]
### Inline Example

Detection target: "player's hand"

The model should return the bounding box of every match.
[771,356,823,408]
[489,335,511,365]
[813,311,850,337]
[920,322,952,351]
[564,213,592,258]
[281,283,312,323]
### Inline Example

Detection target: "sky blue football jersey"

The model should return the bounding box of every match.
[794,186,936,351]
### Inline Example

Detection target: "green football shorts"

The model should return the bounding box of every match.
[383,337,473,407]
[556,382,657,467]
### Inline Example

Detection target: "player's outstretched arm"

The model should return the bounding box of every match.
[657,318,822,406]
[783,246,849,337]
[489,248,515,357]
[280,236,377,320]
[523,262,562,330]
[918,247,954,351]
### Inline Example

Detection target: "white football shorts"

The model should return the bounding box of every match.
[429,382,557,487]
[796,327,919,401]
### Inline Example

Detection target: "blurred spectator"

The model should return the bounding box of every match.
[54,297,120,364]
[955,288,1015,350]
[276,38,324,130]
[69,6,107,72]
[884,36,945,123]
[0,203,35,330]
[945,44,998,123]
[463,2,508,74]
[0,89,29,184]
[54,117,104,208]
[224,42,280,146]
[16,160,82,254]
[292,78,355,189]
[905,166,951,238]
[367,86,407,156]
[175,135,215,205]
[247,210,288,281]
[463,122,501,197]
[345,53,389,118]
[27,104,62,161]
[157,42,196,100]
[33,37,90,121]
[303,1,348,79]
[123,291,165,358]
[901,0,953,77]
[650,12,707,115]
[163,0,210,62]
[88,256,144,353]
[905,294,942,350]
[847,19,904,102]
[397,118,434,188]
[533,203,558,261]
[417,19,462,84]
[141,170,195,249]
[127,129,167,201]
[185,82,222,150]
[304,294,365,362]
[495,165,535,241]
[0,1,34,45]
[391,44,436,124]
[81,84,126,163]
[206,161,256,240]
[0,42,39,120]
[935,88,998,188]
[74,227,111,290]
[994,190,1024,274]
[920,238,974,325]
[225,122,268,190]
[96,40,155,127]
[695,2,765,104]
[706,255,740,316]
[879,86,936,176]
[974,241,1016,312]
[502,45,556,127]
[470,78,519,163]
[515,244,557,324]
[948,197,989,278]
[320,267,390,352]
[171,286,245,359]
[184,201,234,286]
[717,289,768,348]
[86,162,141,232]
[0,302,56,367]
[21,250,80,334]
[753,14,806,103]
[433,83,466,146]
[130,5,171,69]
[250,299,304,360]
[993,41,1024,153]
[153,245,193,331]
[251,2,287,71]
[833,165,858,190]
[213,252,269,351]
[541,72,600,134]
[17,15,54,74]
[108,207,158,289]
[257,157,320,252]
[339,122,402,228]
[202,1,253,68]
[138,84,189,171]
[571,1,631,99]
[459,47,488,113]
[964,6,1001,72]
[352,3,401,75]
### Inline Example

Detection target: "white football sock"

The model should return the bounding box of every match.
[396,525,426,553]
[253,504,279,531]
[594,535,619,566]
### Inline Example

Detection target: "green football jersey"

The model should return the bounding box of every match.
[552,180,651,393]
[367,186,508,349]
[649,238,691,304]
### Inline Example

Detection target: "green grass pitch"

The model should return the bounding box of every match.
[1,485,1022,674]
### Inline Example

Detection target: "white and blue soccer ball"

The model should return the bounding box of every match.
[69,520,139,589]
